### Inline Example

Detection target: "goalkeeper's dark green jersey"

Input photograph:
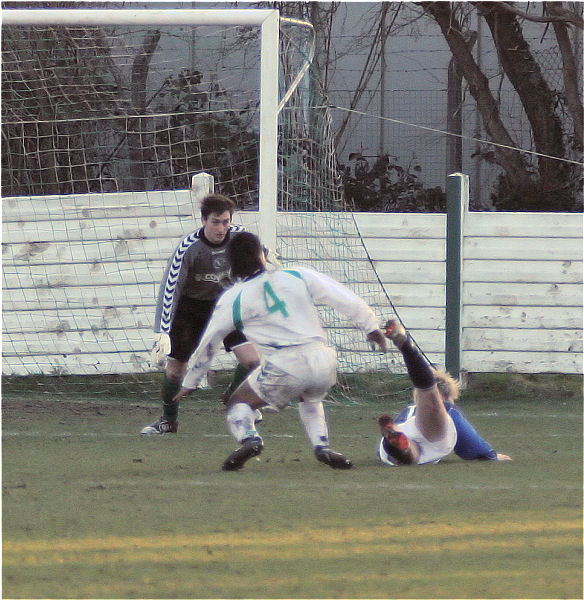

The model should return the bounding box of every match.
[154,225,245,334]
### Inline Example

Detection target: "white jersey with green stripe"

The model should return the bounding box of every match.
[182,266,380,390]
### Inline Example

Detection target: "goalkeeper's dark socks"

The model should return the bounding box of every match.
[400,336,435,390]
[161,373,181,422]
[222,363,251,402]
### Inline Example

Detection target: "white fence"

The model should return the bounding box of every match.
[3,190,582,375]
[352,211,582,373]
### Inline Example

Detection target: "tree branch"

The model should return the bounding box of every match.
[492,1,584,29]
[420,1,530,184]
[549,2,584,149]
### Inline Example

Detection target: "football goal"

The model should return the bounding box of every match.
[2,8,406,402]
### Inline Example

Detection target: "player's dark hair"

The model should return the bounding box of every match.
[228,232,265,280]
[200,194,236,219]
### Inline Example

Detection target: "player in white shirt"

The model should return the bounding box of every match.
[174,232,388,471]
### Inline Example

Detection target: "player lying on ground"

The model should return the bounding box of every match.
[142,194,263,435]
[378,320,511,466]
[173,231,388,471]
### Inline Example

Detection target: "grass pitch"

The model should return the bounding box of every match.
[2,373,582,599]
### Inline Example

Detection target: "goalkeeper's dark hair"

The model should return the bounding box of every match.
[201,194,236,218]
[228,232,265,280]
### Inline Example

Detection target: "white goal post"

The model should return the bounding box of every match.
[2,8,280,249]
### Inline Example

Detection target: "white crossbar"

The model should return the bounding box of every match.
[1,8,276,26]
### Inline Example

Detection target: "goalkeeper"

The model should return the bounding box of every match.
[377,320,511,466]
[173,232,388,471]
[141,194,262,435]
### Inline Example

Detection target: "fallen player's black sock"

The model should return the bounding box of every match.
[400,336,435,390]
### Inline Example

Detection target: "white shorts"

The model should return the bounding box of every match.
[377,413,457,466]
[247,342,337,410]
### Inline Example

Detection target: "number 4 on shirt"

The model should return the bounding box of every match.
[263,282,288,318]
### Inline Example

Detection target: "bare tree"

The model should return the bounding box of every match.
[421,3,535,192]
[421,1,582,209]
[547,1,583,151]
[475,2,572,201]
[127,29,161,191]
[333,3,398,152]
[1,23,128,195]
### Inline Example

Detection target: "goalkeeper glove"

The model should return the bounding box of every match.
[264,247,281,270]
[151,332,171,366]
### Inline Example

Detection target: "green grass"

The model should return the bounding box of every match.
[2,373,582,599]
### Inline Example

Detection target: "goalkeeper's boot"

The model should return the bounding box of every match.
[378,415,414,465]
[140,417,178,435]
[315,446,353,469]
[222,436,263,471]
[384,319,408,349]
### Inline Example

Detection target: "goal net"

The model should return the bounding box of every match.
[2,9,407,404]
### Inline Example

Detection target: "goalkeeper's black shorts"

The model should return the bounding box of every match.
[169,296,247,361]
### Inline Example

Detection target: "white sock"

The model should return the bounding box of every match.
[226,403,259,443]
[298,401,329,448]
